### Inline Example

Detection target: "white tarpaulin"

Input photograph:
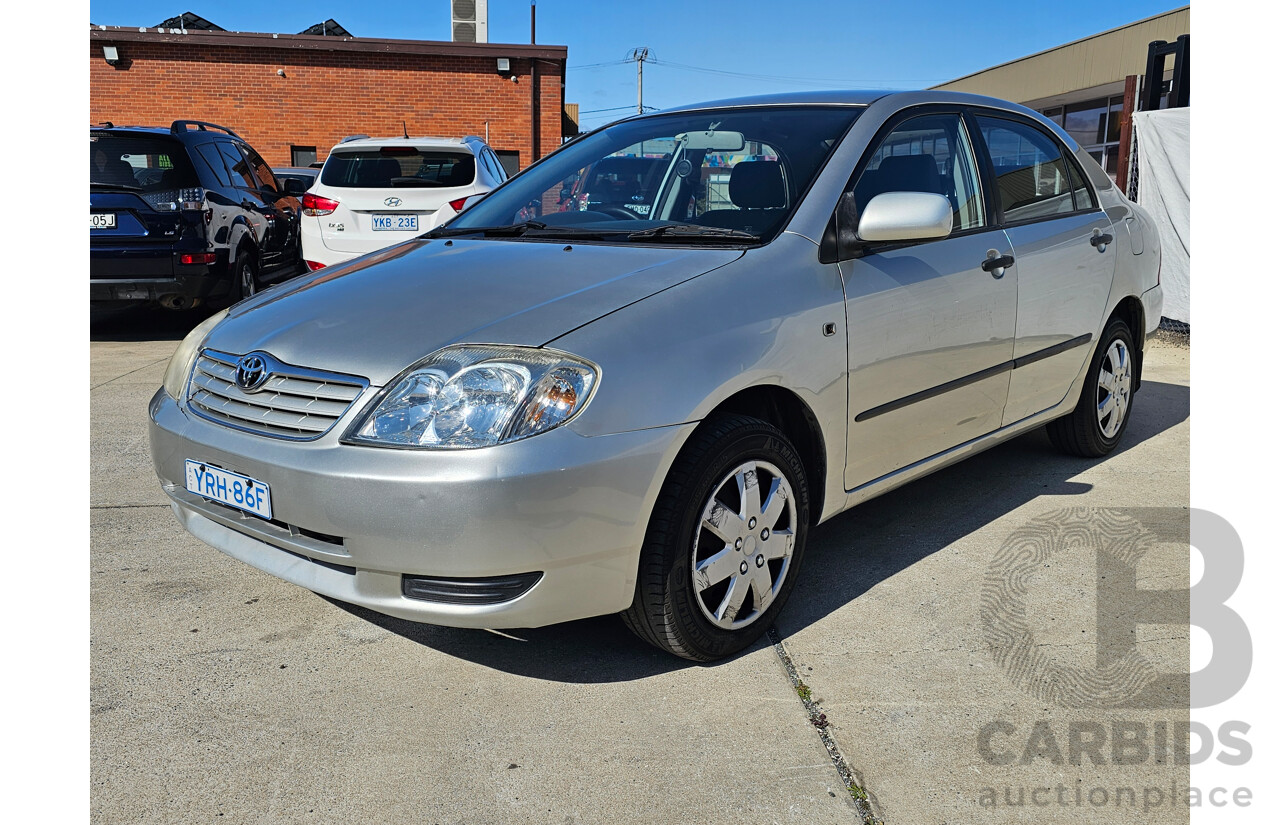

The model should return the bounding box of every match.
[1132,108,1190,323]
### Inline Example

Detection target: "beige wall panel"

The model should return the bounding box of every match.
[934,8,1189,103]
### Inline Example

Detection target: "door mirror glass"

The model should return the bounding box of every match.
[283,178,309,196]
[857,192,954,242]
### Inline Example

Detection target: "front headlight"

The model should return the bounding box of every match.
[162,309,228,399]
[344,345,599,449]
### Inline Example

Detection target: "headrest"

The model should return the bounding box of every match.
[729,161,785,209]
[874,154,941,194]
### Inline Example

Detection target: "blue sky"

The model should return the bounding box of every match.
[89,1,1183,128]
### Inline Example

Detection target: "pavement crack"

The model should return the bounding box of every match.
[91,504,170,510]
[768,625,884,824]
[91,356,170,391]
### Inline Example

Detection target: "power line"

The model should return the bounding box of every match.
[650,58,946,88]
[578,105,639,115]
[567,60,630,71]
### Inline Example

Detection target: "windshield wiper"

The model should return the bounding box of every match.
[424,220,549,238]
[626,224,761,243]
[91,182,144,193]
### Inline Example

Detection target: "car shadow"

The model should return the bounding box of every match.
[90,303,219,342]
[334,379,1189,683]
[326,599,707,681]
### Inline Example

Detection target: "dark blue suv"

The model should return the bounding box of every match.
[90,121,306,310]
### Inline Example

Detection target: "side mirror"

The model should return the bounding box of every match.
[857,192,953,242]
[283,178,309,196]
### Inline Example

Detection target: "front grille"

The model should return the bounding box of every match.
[188,349,368,440]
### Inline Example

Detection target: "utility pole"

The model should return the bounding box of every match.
[530,0,536,44]
[627,47,650,114]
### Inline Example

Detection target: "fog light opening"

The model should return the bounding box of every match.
[401,572,543,605]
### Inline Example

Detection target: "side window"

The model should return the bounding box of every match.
[1063,153,1098,211]
[975,116,1078,222]
[853,113,985,232]
[194,143,231,187]
[485,149,507,181]
[240,144,279,193]
[217,142,257,190]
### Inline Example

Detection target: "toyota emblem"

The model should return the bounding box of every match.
[235,354,269,392]
[384,196,402,207]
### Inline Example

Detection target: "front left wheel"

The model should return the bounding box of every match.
[622,414,810,661]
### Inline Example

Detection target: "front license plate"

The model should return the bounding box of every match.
[372,213,418,231]
[185,460,272,520]
[90,213,117,229]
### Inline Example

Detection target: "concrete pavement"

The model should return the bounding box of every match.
[91,307,1190,823]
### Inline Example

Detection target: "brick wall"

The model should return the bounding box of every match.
[90,41,564,169]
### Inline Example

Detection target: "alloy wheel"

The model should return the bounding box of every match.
[692,460,797,630]
[1097,339,1132,438]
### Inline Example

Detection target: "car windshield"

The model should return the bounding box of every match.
[90,134,199,193]
[321,149,476,188]
[442,105,862,244]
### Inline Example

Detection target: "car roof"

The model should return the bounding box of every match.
[632,89,1041,119]
[328,136,483,153]
[272,167,318,174]
[657,90,892,113]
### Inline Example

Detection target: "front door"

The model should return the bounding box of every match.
[844,112,1017,489]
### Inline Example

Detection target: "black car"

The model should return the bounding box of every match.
[271,166,319,194]
[90,120,308,310]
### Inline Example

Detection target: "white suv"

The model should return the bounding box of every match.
[300,135,507,269]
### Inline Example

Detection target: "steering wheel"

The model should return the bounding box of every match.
[596,206,640,220]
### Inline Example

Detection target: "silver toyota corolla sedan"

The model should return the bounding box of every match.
[149,91,1162,661]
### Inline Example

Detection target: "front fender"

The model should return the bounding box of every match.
[552,232,849,520]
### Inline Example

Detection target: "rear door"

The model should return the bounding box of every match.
[214,141,272,264]
[970,113,1116,426]
[843,111,1017,488]
[239,143,302,271]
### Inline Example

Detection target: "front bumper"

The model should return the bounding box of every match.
[148,388,692,628]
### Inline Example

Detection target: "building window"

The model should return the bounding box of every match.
[1040,95,1124,177]
[495,150,521,179]
[291,145,318,168]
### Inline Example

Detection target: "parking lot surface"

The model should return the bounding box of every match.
[91,308,1189,824]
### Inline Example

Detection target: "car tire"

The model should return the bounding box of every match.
[233,250,259,302]
[621,414,810,661]
[1046,316,1136,457]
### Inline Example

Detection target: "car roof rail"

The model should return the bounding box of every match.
[93,121,115,129]
[171,120,240,138]
[340,134,370,143]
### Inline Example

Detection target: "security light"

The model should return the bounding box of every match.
[103,45,120,65]
[496,57,510,74]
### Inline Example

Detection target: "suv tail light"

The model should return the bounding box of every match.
[302,192,339,216]
[305,260,326,271]
[448,197,469,213]
[179,187,206,211]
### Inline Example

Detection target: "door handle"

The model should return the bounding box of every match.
[1090,231,1113,251]
[982,253,1015,278]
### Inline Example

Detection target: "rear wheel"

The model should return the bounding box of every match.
[622,414,809,661]
[233,250,259,302]
[1047,316,1136,457]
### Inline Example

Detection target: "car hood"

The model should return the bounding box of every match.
[204,238,744,386]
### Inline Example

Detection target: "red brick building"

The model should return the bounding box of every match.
[89,25,567,172]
